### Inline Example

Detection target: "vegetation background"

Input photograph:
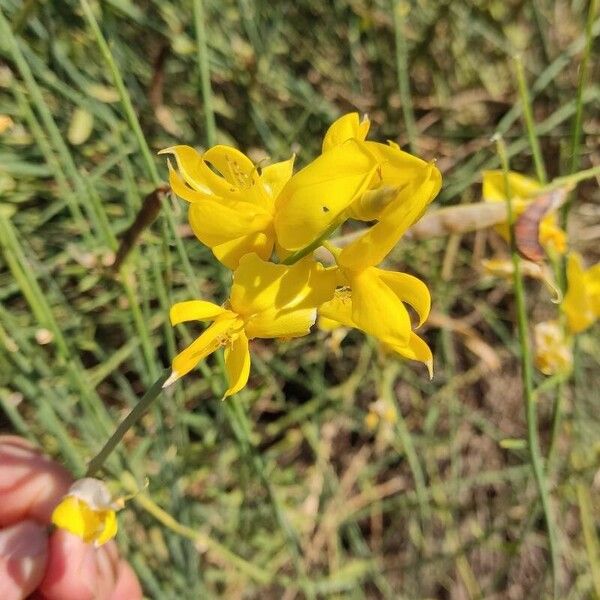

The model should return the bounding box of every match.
[0,0,598,598]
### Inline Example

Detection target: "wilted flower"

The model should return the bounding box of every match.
[482,170,567,255]
[534,320,572,376]
[51,478,118,546]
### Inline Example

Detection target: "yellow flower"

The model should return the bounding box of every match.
[161,144,294,269]
[51,478,118,546]
[562,252,600,334]
[274,112,440,254]
[321,112,370,152]
[315,155,441,376]
[166,253,336,395]
[534,320,572,376]
[482,170,567,255]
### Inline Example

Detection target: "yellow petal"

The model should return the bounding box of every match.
[188,199,272,248]
[94,510,118,546]
[563,252,595,334]
[274,139,379,251]
[376,270,431,327]
[160,145,232,197]
[171,316,241,379]
[230,254,336,317]
[318,288,355,328]
[223,330,251,397]
[386,333,433,378]
[52,496,88,539]
[261,155,295,199]
[317,314,345,331]
[588,263,600,315]
[482,170,541,203]
[167,161,211,203]
[363,140,431,190]
[338,163,441,270]
[170,300,230,325]
[322,112,370,153]
[203,145,256,189]
[245,307,317,339]
[212,231,275,269]
[350,267,412,347]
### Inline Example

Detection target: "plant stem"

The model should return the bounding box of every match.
[392,0,417,153]
[495,135,559,597]
[282,215,346,265]
[514,56,547,184]
[86,369,170,477]
[193,0,217,147]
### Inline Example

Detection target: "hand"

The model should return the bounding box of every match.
[0,436,142,600]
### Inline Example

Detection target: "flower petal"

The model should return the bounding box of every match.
[160,145,232,197]
[563,252,595,334]
[261,156,295,199]
[318,289,355,328]
[170,300,230,325]
[94,510,118,546]
[482,170,540,203]
[245,307,317,339]
[188,199,272,248]
[322,112,370,153]
[230,254,336,317]
[171,317,240,379]
[274,139,379,251]
[223,331,251,397]
[212,231,275,269]
[350,267,412,347]
[386,333,433,378]
[339,163,441,270]
[203,145,256,189]
[51,496,87,540]
[376,270,431,327]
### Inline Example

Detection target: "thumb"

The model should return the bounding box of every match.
[0,520,48,600]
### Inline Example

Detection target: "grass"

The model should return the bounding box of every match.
[1,0,599,598]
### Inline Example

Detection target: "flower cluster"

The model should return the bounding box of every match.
[481,168,599,376]
[161,113,442,395]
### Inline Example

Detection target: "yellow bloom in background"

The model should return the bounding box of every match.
[482,170,567,255]
[562,252,600,334]
[166,254,336,396]
[161,144,294,268]
[534,320,573,376]
[51,478,118,546]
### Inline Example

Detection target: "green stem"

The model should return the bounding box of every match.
[496,135,559,598]
[392,0,417,153]
[193,0,217,147]
[566,0,598,181]
[281,215,346,265]
[86,369,169,477]
[514,56,547,184]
